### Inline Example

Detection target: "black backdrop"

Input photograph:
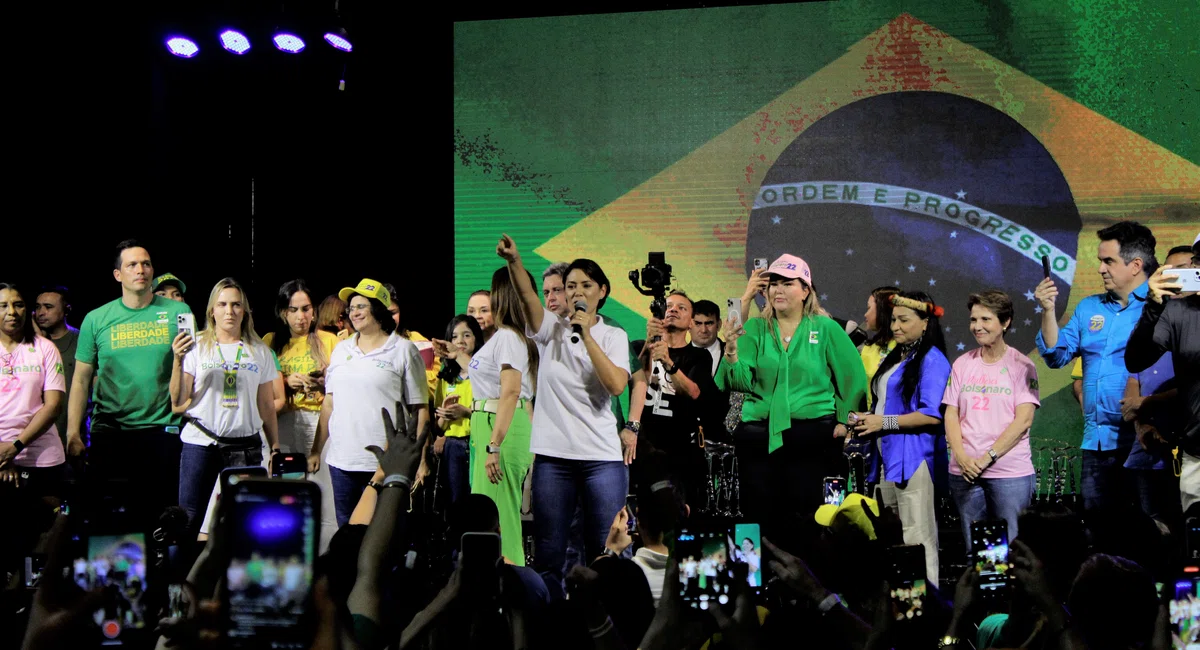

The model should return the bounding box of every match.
[6,0,452,340]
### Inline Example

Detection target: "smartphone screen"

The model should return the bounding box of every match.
[224,480,318,648]
[731,523,763,588]
[676,528,731,610]
[166,583,188,620]
[626,495,638,534]
[73,533,150,643]
[24,554,45,588]
[888,544,926,621]
[271,454,308,480]
[971,521,1010,596]
[823,477,846,506]
[1170,575,1199,649]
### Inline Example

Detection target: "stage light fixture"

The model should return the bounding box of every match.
[166,36,200,58]
[273,33,306,53]
[323,29,352,52]
[219,29,252,55]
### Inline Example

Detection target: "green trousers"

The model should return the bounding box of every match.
[469,409,533,566]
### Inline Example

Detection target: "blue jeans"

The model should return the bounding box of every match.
[948,473,1035,550]
[443,437,470,506]
[532,456,627,594]
[1081,447,1132,512]
[179,443,233,540]
[329,465,374,528]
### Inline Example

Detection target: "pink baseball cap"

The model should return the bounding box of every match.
[765,254,813,285]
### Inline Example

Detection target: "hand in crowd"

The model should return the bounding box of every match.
[955,450,988,481]
[432,435,447,455]
[569,308,594,342]
[366,401,429,484]
[708,562,762,650]
[484,446,502,484]
[619,427,637,465]
[1120,393,1145,422]
[1147,264,1184,304]
[722,314,744,362]
[171,331,195,359]
[306,451,321,473]
[743,268,768,301]
[21,514,106,649]
[66,434,86,458]
[430,338,462,362]
[286,373,318,393]
[1135,421,1170,453]
[851,412,884,437]
[646,317,665,341]
[648,340,671,365]
[1033,277,1058,312]
[1008,538,1057,612]
[604,508,633,556]
[0,466,22,487]
[496,233,520,263]
[832,423,849,439]
[763,537,828,605]
[640,559,710,650]
[0,440,18,468]
[434,401,469,422]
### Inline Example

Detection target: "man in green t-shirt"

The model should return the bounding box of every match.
[67,240,192,523]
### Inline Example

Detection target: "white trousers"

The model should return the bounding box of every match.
[877,460,940,586]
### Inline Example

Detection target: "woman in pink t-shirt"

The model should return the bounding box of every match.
[943,290,1040,548]
[0,283,67,498]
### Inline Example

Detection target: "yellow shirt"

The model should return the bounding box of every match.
[1071,357,1083,380]
[860,339,897,409]
[433,377,473,438]
[262,330,340,412]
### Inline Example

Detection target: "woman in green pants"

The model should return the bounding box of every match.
[468,266,539,565]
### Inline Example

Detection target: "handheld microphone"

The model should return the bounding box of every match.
[570,300,588,343]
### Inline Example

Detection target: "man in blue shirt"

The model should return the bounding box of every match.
[1035,221,1157,512]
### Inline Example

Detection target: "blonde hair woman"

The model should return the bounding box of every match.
[718,255,866,556]
[169,278,280,539]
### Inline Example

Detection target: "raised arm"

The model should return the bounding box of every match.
[497,234,545,333]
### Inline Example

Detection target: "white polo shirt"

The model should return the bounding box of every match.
[527,309,630,461]
[325,333,429,472]
[180,340,278,446]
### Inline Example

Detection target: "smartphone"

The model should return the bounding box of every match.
[220,466,268,494]
[223,478,320,649]
[823,477,846,507]
[753,257,768,271]
[676,528,732,610]
[1041,255,1052,279]
[726,298,742,327]
[887,544,927,621]
[731,523,763,589]
[461,532,503,601]
[626,494,638,534]
[166,582,188,620]
[1168,567,1199,649]
[271,453,308,480]
[24,553,46,588]
[1187,516,1199,559]
[72,531,151,644]
[1166,267,1200,293]
[971,520,1011,598]
[176,313,195,340]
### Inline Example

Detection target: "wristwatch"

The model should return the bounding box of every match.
[12,440,25,454]
[487,443,502,454]
[937,636,960,648]
[987,448,998,463]
[601,547,620,559]
[664,362,679,375]
[367,481,382,493]
[624,421,641,435]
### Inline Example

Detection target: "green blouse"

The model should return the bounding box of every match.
[716,315,867,452]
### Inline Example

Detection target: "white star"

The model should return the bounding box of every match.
[845,248,854,255]
[1023,290,1035,301]
[1023,318,1032,326]
[1009,327,1018,334]
[950,231,958,238]
[956,342,966,351]
[820,294,828,301]
[1034,305,1044,314]
[894,280,901,286]
[928,278,937,286]
[771,215,781,224]
[908,264,916,272]
[944,326,951,332]
[955,189,967,200]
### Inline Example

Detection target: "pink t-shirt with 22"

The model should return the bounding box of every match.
[0,336,67,467]
[942,346,1039,479]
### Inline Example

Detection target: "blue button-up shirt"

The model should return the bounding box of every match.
[1036,281,1149,451]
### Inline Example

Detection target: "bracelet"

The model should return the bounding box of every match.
[11,440,25,454]
[883,415,900,431]
[817,592,844,613]
[367,481,382,493]
[382,473,412,490]
[589,616,615,638]
[624,421,641,435]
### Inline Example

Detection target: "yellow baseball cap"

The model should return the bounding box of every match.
[814,492,880,541]
[153,273,186,294]
[338,278,391,308]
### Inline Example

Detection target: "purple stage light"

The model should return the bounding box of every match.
[323,32,352,52]
[219,30,251,55]
[166,37,199,58]
[273,33,305,53]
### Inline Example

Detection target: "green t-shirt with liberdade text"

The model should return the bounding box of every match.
[76,296,192,432]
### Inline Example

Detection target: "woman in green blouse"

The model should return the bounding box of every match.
[718,254,867,552]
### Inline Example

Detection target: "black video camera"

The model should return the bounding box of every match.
[629,252,673,319]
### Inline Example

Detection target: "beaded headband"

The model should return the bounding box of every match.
[890,294,945,318]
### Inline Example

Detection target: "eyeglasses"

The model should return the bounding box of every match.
[348,304,371,312]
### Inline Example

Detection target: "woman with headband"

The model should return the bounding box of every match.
[851,291,951,585]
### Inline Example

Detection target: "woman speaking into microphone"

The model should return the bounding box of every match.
[496,234,632,592]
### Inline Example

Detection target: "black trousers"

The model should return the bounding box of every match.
[735,417,843,557]
[85,428,183,530]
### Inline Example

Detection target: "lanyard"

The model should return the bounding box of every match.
[217,342,245,409]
